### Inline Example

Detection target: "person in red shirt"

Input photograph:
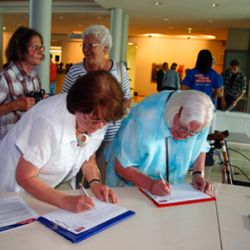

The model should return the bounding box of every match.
[50,54,57,95]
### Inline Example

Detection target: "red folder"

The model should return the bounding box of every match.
[139,183,216,208]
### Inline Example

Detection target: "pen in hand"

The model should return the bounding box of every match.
[158,171,171,196]
[79,183,89,197]
[79,183,95,210]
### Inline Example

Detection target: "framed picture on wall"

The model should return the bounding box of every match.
[151,63,161,83]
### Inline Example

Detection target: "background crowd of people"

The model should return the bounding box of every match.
[156,50,247,112]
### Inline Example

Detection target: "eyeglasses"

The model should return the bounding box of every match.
[29,44,45,51]
[82,43,100,50]
[83,113,109,125]
[178,125,199,136]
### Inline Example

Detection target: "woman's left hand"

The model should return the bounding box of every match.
[192,174,213,193]
[90,182,118,203]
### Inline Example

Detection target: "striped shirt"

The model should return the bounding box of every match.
[0,62,41,140]
[61,60,131,141]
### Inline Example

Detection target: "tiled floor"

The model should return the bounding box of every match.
[186,142,250,186]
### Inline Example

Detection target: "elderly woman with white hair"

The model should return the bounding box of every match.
[105,90,214,195]
[61,24,131,183]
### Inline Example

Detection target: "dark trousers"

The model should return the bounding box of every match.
[217,95,235,110]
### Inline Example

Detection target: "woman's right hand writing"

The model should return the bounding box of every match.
[61,195,95,213]
[150,179,171,196]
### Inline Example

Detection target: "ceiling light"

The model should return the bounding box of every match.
[3,26,6,31]
[143,33,165,38]
[173,35,216,40]
[154,2,162,6]
[211,3,219,7]
[164,18,169,21]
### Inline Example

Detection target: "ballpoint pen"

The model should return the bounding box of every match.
[158,171,165,184]
[79,183,96,210]
[79,183,89,197]
[158,170,171,196]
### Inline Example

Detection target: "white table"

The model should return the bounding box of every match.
[215,184,250,250]
[215,111,250,134]
[0,184,249,250]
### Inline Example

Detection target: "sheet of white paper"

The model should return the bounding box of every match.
[0,196,38,228]
[143,183,212,204]
[42,199,129,234]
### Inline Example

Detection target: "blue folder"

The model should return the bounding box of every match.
[38,210,135,243]
[0,218,36,232]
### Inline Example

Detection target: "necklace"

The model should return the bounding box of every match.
[75,126,89,147]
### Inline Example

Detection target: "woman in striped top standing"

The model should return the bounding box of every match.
[61,24,131,184]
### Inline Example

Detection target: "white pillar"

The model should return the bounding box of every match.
[0,14,3,68]
[121,13,129,65]
[29,0,52,92]
[110,8,123,63]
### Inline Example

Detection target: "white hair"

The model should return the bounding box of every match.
[82,25,112,52]
[165,90,214,128]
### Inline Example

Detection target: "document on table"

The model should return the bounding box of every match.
[39,198,133,234]
[38,198,135,243]
[140,183,216,207]
[0,196,38,232]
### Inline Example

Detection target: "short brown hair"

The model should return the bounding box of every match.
[5,26,43,62]
[230,59,240,67]
[67,70,124,121]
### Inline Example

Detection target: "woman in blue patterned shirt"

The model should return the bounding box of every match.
[105,90,214,196]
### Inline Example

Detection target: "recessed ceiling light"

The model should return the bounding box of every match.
[211,3,219,7]
[154,2,162,6]
[3,26,6,31]
[144,33,164,38]
[163,18,169,21]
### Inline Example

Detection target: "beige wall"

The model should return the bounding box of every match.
[2,31,12,63]
[61,40,83,64]
[126,45,137,93]
[128,37,225,96]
